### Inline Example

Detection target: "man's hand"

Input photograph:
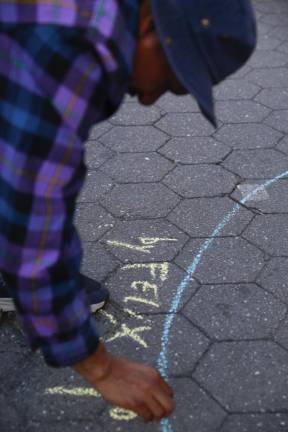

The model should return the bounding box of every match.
[73,342,175,422]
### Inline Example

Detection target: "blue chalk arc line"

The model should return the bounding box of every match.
[158,169,288,432]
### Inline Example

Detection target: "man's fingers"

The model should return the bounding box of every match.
[153,389,175,417]
[83,355,176,423]
[157,374,174,397]
[135,404,154,422]
[145,395,166,421]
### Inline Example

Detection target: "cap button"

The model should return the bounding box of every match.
[201,18,210,28]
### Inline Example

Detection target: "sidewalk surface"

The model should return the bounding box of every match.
[2,0,288,431]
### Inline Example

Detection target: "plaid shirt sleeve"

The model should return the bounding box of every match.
[0,0,140,367]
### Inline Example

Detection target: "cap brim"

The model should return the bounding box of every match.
[151,0,217,127]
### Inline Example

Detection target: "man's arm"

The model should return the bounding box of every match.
[73,342,175,422]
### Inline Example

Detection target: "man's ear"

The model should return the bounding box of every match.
[139,0,155,37]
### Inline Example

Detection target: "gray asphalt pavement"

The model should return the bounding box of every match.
[2,0,288,431]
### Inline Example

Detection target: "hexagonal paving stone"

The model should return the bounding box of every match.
[193,341,288,412]
[101,153,173,183]
[175,237,265,284]
[0,394,22,432]
[242,214,288,255]
[27,422,104,432]
[102,313,209,376]
[9,355,106,424]
[183,283,286,340]
[269,26,288,41]
[257,21,275,36]
[214,79,260,100]
[99,406,147,432]
[275,316,288,351]
[220,413,288,432]
[257,257,288,304]
[0,351,30,382]
[0,315,28,351]
[168,197,253,237]
[109,103,161,125]
[163,165,237,198]
[88,121,112,140]
[156,93,200,113]
[230,64,252,79]
[265,110,288,133]
[100,183,180,219]
[101,219,188,263]
[255,88,288,109]
[278,40,288,54]
[77,171,113,203]
[248,50,288,68]
[159,137,230,164]
[167,378,226,432]
[276,135,288,154]
[222,149,288,179]
[215,123,282,149]
[156,113,215,137]
[74,203,115,242]
[257,35,282,50]
[215,101,270,123]
[246,67,288,88]
[81,242,118,282]
[99,125,168,152]
[256,2,287,15]
[105,262,197,314]
[84,140,115,169]
[232,179,288,213]
[260,13,288,26]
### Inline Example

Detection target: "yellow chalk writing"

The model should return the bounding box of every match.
[124,296,159,308]
[131,280,158,298]
[109,407,137,421]
[140,237,177,245]
[45,387,137,423]
[124,308,144,320]
[106,323,151,348]
[106,240,151,254]
[45,387,100,397]
[99,310,118,325]
[106,237,177,254]
[122,262,169,282]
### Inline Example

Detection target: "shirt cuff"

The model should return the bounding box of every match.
[41,315,100,367]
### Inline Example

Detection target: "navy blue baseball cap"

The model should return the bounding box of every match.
[151,0,257,126]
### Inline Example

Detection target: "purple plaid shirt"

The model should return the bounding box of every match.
[0,0,139,366]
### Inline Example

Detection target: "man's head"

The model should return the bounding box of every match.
[129,0,257,125]
[128,0,188,106]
